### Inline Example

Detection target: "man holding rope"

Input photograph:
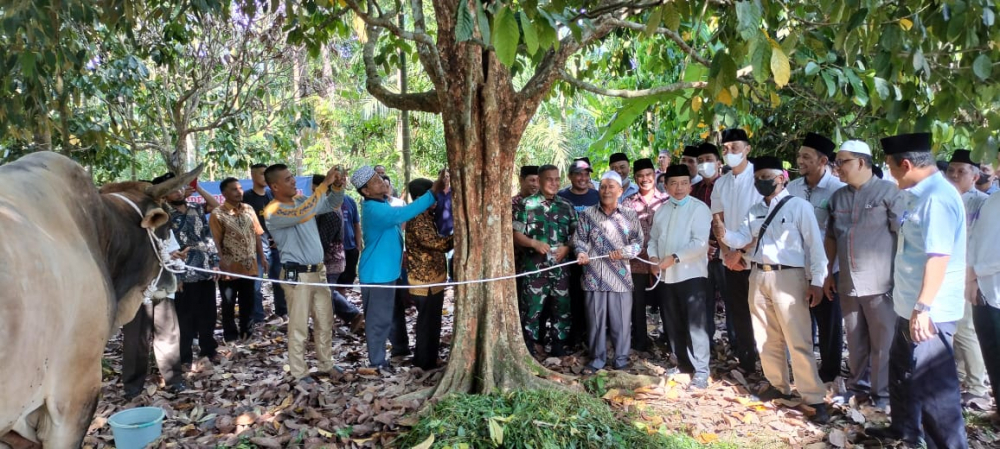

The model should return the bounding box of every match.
[263,163,347,386]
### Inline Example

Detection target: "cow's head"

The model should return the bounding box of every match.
[99,164,203,327]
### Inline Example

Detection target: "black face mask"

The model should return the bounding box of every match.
[754,178,779,197]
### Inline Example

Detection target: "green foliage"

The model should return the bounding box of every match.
[396,389,731,449]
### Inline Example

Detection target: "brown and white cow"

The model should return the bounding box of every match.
[0,151,202,447]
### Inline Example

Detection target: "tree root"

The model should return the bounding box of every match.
[396,386,435,404]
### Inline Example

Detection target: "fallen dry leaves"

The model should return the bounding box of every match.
[81,289,1000,448]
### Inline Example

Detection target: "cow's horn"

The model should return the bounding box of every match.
[145,164,205,200]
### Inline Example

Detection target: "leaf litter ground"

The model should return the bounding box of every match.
[84,286,1000,448]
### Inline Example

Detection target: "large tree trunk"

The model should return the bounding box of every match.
[397,13,412,189]
[429,44,569,397]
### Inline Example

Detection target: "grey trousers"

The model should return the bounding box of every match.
[362,281,397,367]
[841,292,895,401]
[121,299,184,393]
[585,291,632,369]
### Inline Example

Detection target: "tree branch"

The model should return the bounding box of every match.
[558,69,707,98]
[342,0,436,47]
[606,18,711,67]
[408,0,447,89]
[362,26,441,113]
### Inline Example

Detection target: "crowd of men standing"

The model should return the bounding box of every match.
[114,126,1000,448]
[510,129,1000,447]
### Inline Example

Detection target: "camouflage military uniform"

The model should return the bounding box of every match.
[513,193,578,343]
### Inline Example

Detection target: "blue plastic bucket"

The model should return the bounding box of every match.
[107,406,165,449]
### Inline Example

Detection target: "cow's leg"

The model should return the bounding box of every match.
[35,371,100,448]
[0,430,42,449]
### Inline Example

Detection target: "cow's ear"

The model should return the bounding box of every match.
[141,208,170,229]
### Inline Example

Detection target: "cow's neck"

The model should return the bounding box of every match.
[99,195,161,304]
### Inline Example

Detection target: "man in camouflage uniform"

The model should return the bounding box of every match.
[514,164,578,357]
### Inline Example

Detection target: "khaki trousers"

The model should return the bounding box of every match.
[955,301,989,396]
[749,267,825,404]
[280,269,334,379]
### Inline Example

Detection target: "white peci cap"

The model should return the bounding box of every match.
[838,140,871,156]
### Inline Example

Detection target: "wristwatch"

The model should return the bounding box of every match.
[913,303,932,313]
[671,254,680,264]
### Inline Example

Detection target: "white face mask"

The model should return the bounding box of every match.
[724,152,744,168]
[698,162,717,178]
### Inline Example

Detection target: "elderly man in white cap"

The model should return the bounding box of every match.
[574,171,643,372]
[824,141,903,410]
[351,165,439,373]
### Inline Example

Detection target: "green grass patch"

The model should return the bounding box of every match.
[395,389,737,448]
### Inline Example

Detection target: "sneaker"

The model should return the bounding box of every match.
[375,364,396,375]
[831,390,855,405]
[689,375,709,390]
[962,392,991,410]
[664,367,681,376]
[166,382,187,394]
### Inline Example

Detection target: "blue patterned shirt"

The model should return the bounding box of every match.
[573,204,643,292]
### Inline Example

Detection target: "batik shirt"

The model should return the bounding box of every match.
[406,211,454,296]
[513,193,578,275]
[621,190,668,274]
[166,202,219,283]
[572,205,643,292]
[209,202,264,278]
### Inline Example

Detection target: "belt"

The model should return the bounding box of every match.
[283,263,322,273]
[752,262,800,272]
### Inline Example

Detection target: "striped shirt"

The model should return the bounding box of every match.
[572,204,643,292]
[621,190,669,274]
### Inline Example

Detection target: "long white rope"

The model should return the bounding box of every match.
[174,254,668,291]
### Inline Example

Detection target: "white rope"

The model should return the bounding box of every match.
[109,193,186,302]
[175,254,668,290]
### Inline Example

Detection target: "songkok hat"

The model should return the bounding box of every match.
[519,165,539,177]
[609,152,629,164]
[881,132,931,155]
[949,149,980,169]
[682,145,701,158]
[697,142,719,158]
[838,140,872,156]
[802,132,836,159]
[721,128,749,143]
[633,158,655,173]
[601,171,623,186]
[753,156,785,172]
[664,164,692,180]
[350,165,378,190]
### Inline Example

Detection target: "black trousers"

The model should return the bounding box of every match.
[413,291,445,369]
[121,299,183,393]
[630,273,652,352]
[888,317,968,448]
[810,272,843,382]
[175,279,218,363]
[220,278,255,341]
[724,268,757,372]
[568,264,587,346]
[660,277,711,377]
[973,304,1000,409]
[706,259,727,351]
[337,248,360,286]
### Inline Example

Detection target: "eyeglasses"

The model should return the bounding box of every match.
[833,158,860,168]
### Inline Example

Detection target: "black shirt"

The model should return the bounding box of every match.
[242,188,273,234]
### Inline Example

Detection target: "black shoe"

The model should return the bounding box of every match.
[809,403,829,424]
[755,386,792,402]
[549,341,567,357]
[864,426,919,444]
[167,382,187,394]
[375,364,396,375]
[123,387,142,401]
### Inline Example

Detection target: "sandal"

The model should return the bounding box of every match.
[581,365,600,375]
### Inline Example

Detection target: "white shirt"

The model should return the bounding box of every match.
[710,162,763,266]
[646,197,712,283]
[164,231,180,299]
[970,193,1000,281]
[722,190,829,287]
[787,169,845,272]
